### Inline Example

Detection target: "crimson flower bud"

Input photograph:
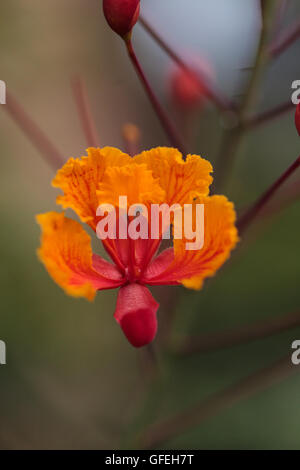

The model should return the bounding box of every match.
[170,68,205,109]
[114,283,159,348]
[295,103,300,136]
[169,57,213,110]
[103,0,140,38]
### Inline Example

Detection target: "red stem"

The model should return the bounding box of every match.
[245,101,295,129]
[4,91,64,170]
[139,354,298,449]
[71,77,100,148]
[174,310,300,356]
[237,155,300,234]
[259,176,300,219]
[269,18,300,59]
[125,38,187,156]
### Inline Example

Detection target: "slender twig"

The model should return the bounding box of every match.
[173,311,300,356]
[158,286,181,348]
[139,354,298,449]
[138,343,161,386]
[139,15,234,112]
[124,37,187,156]
[71,77,100,148]
[260,176,300,218]
[245,100,294,129]
[237,155,300,234]
[3,91,64,170]
[269,17,300,59]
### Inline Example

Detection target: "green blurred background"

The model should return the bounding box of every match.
[0,0,299,449]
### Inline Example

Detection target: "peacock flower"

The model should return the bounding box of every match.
[36,147,238,348]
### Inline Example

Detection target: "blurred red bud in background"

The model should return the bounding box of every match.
[168,57,214,110]
[103,0,140,38]
[295,103,300,136]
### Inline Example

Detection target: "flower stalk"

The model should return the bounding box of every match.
[138,354,298,449]
[244,100,295,130]
[269,18,300,59]
[4,91,64,170]
[124,36,187,156]
[71,76,100,148]
[172,310,300,356]
[237,155,300,234]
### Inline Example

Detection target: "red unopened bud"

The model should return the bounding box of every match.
[103,0,140,38]
[170,68,205,109]
[169,57,214,110]
[295,103,300,136]
[114,283,159,348]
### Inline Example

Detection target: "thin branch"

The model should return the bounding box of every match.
[269,17,300,59]
[138,343,161,384]
[139,354,298,449]
[244,100,294,129]
[237,155,300,234]
[173,310,300,356]
[3,91,64,170]
[71,77,100,148]
[138,15,234,113]
[260,176,300,218]
[125,37,187,156]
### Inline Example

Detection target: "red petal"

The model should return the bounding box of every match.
[114,284,159,348]
[141,248,179,286]
[92,254,125,285]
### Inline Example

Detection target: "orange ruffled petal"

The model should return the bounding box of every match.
[52,147,131,230]
[134,147,213,205]
[36,212,124,301]
[144,195,238,289]
[97,163,165,208]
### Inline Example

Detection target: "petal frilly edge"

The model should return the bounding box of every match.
[143,195,239,289]
[133,147,213,205]
[36,212,125,301]
[52,147,131,230]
